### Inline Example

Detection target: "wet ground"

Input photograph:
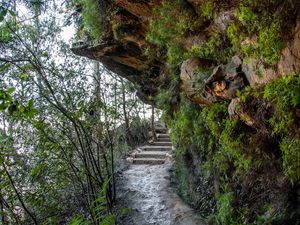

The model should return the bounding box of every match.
[116,163,204,225]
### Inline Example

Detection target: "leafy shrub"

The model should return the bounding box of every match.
[68,177,116,225]
[129,118,150,144]
[237,6,257,30]
[227,24,241,47]
[226,2,290,67]
[257,20,284,66]
[201,102,228,137]
[155,89,175,111]
[197,1,215,20]
[168,98,197,153]
[256,203,286,224]
[199,102,252,175]
[77,0,104,40]
[167,44,186,66]
[279,138,300,183]
[213,191,235,225]
[147,0,198,66]
[147,0,192,46]
[263,73,300,134]
[264,74,300,109]
[188,34,234,62]
[221,120,252,173]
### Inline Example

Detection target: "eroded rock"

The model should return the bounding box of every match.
[72,0,300,109]
[228,98,255,126]
[180,56,245,105]
[206,10,235,35]
[184,33,207,50]
[242,58,277,86]
[113,0,158,22]
[278,14,300,75]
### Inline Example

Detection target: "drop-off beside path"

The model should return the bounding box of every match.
[115,131,204,225]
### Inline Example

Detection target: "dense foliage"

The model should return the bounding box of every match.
[163,73,300,224]
[147,0,296,68]
[0,1,152,224]
[145,1,300,223]
[75,0,104,41]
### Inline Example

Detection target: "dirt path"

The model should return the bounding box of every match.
[116,163,205,225]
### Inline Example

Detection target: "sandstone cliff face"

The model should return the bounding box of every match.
[72,0,165,104]
[72,0,300,108]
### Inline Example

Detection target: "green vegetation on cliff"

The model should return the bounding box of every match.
[69,0,300,224]
[75,0,104,40]
[147,0,295,68]
[145,1,300,222]
[163,73,300,224]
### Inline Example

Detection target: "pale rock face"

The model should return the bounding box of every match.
[180,56,245,106]
[72,0,300,108]
[228,98,255,127]
[126,157,134,163]
[277,15,300,75]
[242,58,278,86]
[242,13,300,85]
[180,57,214,105]
[209,10,235,34]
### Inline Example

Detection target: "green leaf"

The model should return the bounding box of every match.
[20,73,28,79]
[42,51,49,57]
[7,87,15,94]
[28,99,34,108]
[68,216,87,225]
[8,10,16,17]
[0,103,7,110]
[0,9,7,22]
[8,104,18,114]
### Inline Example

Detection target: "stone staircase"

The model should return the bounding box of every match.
[132,133,173,165]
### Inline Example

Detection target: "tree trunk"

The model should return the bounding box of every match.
[3,164,38,225]
[151,105,157,141]
[121,79,134,146]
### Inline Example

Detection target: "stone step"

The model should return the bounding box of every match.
[151,142,172,146]
[132,158,165,165]
[142,146,172,151]
[157,134,170,138]
[155,128,168,133]
[157,138,171,142]
[135,151,167,159]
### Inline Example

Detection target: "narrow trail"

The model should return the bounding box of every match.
[116,131,204,225]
